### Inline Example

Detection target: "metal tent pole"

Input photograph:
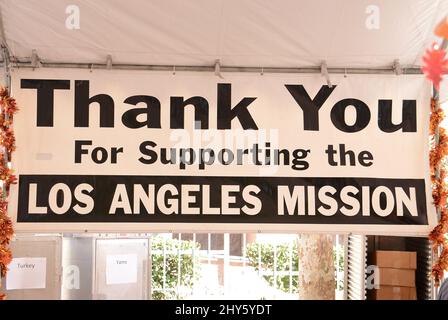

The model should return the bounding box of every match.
[0,60,424,75]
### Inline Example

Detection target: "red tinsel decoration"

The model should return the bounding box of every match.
[0,200,13,247]
[0,128,16,155]
[422,43,448,90]
[0,86,18,297]
[0,246,12,277]
[428,97,448,286]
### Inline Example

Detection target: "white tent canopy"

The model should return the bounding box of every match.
[0,0,447,71]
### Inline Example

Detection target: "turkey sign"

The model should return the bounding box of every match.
[8,68,435,235]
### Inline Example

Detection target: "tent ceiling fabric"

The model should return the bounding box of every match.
[0,0,447,68]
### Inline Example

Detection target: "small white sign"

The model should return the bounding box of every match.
[6,257,47,290]
[106,254,138,285]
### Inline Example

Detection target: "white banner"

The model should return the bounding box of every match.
[8,68,435,235]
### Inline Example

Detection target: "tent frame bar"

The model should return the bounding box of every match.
[1,60,424,75]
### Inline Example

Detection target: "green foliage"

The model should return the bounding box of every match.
[246,242,345,293]
[245,242,299,293]
[151,236,201,300]
[151,237,345,299]
[333,245,345,291]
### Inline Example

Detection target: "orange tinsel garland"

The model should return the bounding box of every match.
[0,199,13,247]
[428,97,448,286]
[0,87,18,297]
